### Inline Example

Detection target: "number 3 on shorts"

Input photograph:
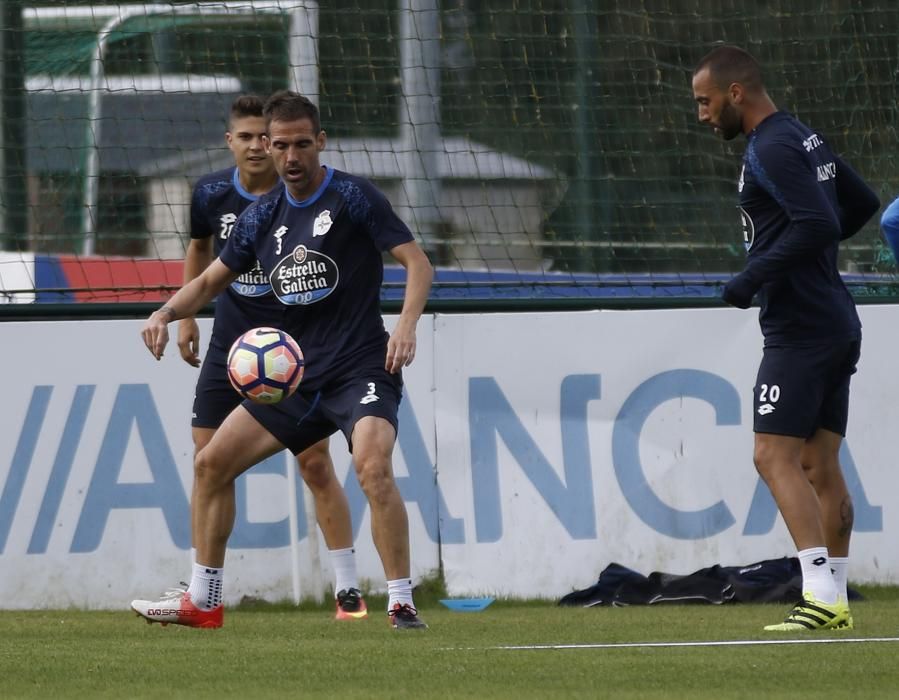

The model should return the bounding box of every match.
[360,382,380,405]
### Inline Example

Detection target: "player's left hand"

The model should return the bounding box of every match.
[386,320,417,373]
[177,317,202,367]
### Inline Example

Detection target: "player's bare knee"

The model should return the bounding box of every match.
[752,443,774,478]
[354,457,395,504]
[194,447,226,489]
[299,456,333,491]
[193,449,211,483]
[800,456,818,481]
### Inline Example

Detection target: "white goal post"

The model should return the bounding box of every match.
[24,2,319,258]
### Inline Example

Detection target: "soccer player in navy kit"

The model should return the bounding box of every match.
[135,91,433,630]
[134,95,367,625]
[692,46,879,631]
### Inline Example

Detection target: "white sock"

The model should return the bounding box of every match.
[830,556,849,602]
[189,547,197,565]
[387,578,414,611]
[330,547,359,596]
[798,547,838,604]
[187,561,223,610]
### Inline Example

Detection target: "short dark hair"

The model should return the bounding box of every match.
[229,94,265,123]
[693,45,763,92]
[263,90,321,133]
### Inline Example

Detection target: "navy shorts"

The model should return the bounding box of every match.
[191,341,242,429]
[244,367,403,455]
[753,339,861,438]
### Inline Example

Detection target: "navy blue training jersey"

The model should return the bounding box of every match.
[736,111,878,344]
[190,167,284,349]
[219,167,414,392]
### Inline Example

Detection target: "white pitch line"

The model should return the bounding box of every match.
[481,637,899,651]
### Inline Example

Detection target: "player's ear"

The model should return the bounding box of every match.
[262,134,271,154]
[317,129,327,152]
[729,82,745,104]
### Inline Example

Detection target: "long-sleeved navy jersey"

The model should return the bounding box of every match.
[724,111,880,344]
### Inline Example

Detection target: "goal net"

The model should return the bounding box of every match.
[1,0,897,303]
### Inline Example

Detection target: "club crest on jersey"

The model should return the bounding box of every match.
[312,210,333,237]
[739,206,755,251]
[271,245,339,305]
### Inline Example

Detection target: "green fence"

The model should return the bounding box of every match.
[1,0,896,305]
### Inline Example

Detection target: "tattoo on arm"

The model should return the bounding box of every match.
[158,305,177,321]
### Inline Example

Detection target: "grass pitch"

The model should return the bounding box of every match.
[2,587,898,699]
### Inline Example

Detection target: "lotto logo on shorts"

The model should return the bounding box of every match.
[757,403,776,415]
[360,382,380,405]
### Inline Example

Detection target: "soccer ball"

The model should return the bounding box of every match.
[227,327,304,404]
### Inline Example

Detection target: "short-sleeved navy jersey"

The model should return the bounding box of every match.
[190,167,284,349]
[736,111,877,344]
[219,166,414,392]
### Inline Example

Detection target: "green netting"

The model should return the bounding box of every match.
[4,0,899,301]
[26,14,285,77]
[26,30,97,75]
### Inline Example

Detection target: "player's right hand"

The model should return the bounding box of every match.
[177,317,201,367]
[141,308,174,360]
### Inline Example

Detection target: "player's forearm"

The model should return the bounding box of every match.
[724,219,841,308]
[182,241,214,304]
[397,253,434,325]
[836,161,880,240]
[748,218,841,282]
[158,263,233,321]
[155,278,213,322]
[183,250,208,285]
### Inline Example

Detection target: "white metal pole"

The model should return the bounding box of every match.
[289,2,319,104]
[285,456,303,605]
[285,457,325,605]
[398,0,441,252]
[303,483,325,603]
[286,2,322,604]
[80,11,122,256]
[70,2,318,256]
